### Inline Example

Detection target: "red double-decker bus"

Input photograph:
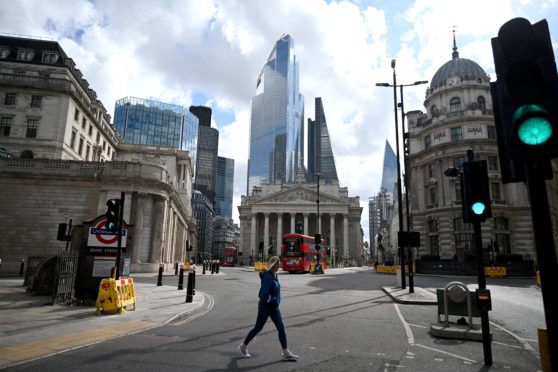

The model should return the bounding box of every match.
[221,246,237,267]
[281,233,326,273]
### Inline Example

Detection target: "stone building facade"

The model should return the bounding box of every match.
[404,42,543,263]
[238,180,363,266]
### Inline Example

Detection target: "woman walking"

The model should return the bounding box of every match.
[239,256,299,361]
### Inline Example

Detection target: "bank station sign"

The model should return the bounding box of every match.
[87,219,127,255]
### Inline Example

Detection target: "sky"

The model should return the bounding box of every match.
[1,0,557,243]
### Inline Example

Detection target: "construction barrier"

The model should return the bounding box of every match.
[536,271,541,287]
[484,266,507,278]
[376,265,416,274]
[95,277,137,315]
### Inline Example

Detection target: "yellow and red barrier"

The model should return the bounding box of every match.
[95,277,136,315]
[376,265,416,274]
[484,266,507,278]
[254,261,266,271]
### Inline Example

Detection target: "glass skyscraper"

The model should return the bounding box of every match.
[307,97,338,182]
[113,96,199,167]
[380,140,398,193]
[215,156,235,219]
[246,34,304,194]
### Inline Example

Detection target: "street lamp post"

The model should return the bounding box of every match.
[314,173,323,263]
[376,60,427,291]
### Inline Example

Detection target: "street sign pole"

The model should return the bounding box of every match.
[474,220,492,366]
[115,192,125,280]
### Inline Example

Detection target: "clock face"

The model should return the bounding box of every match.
[448,77,459,86]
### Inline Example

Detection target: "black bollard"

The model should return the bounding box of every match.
[216,261,220,274]
[178,267,184,290]
[19,259,24,276]
[185,272,193,303]
[157,265,163,286]
[192,270,196,295]
[174,261,178,276]
[211,261,215,274]
[202,261,206,274]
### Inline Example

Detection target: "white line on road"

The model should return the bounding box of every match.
[173,295,214,325]
[393,303,414,345]
[414,343,477,364]
[489,321,537,353]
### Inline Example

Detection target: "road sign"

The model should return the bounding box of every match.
[87,219,127,253]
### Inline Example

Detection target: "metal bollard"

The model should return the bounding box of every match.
[185,272,193,303]
[157,264,163,286]
[192,271,196,295]
[211,262,215,274]
[202,261,206,275]
[216,262,220,273]
[19,259,25,276]
[178,267,184,290]
[174,261,179,276]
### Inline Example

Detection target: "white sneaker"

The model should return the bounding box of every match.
[238,343,251,358]
[282,351,299,361]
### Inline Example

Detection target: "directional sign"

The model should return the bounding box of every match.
[87,219,127,251]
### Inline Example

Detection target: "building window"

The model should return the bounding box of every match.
[424,135,431,149]
[491,182,502,201]
[85,143,91,161]
[428,219,439,255]
[453,156,465,169]
[488,156,498,171]
[428,163,436,178]
[477,96,486,111]
[88,124,93,136]
[70,129,77,149]
[0,47,9,59]
[78,137,84,156]
[0,117,12,136]
[96,132,101,144]
[74,109,80,121]
[5,93,16,106]
[454,217,474,255]
[487,125,497,140]
[451,127,462,142]
[30,95,42,108]
[82,117,87,129]
[455,183,462,203]
[17,49,34,61]
[450,97,461,112]
[41,52,59,64]
[102,140,106,150]
[429,187,437,207]
[494,216,510,254]
[26,119,39,138]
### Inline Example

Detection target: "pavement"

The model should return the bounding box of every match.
[382,285,438,305]
[0,272,207,370]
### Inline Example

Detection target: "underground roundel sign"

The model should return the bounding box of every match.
[87,219,127,249]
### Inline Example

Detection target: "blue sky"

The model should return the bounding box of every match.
[1,0,557,241]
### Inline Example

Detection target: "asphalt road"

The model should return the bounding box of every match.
[6,268,543,371]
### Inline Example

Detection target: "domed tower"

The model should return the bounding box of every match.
[405,35,534,269]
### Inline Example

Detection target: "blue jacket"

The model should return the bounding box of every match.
[258,270,281,308]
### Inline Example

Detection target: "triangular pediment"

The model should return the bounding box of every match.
[256,186,343,204]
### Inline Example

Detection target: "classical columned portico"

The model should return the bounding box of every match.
[290,214,295,233]
[330,214,336,263]
[263,213,270,256]
[276,213,283,255]
[343,214,349,258]
[250,214,257,258]
[303,213,309,236]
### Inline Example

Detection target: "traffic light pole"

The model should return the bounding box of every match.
[525,160,558,370]
[473,220,492,366]
[115,192,125,280]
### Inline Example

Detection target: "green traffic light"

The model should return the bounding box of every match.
[471,202,486,215]
[513,104,553,145]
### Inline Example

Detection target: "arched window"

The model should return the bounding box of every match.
[477,96,486,111]
[450,97,461,112]
[431,104,438,117]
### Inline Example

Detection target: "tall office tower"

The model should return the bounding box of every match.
[246,34,304,194]
[189,106,218,205]
[113,97,199,165]
[380,140,398,193]
[215,156,234,218]
[307,97,338,182]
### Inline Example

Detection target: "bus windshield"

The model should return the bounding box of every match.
[283,238,302,256]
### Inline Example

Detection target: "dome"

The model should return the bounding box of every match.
[430,37,489,90]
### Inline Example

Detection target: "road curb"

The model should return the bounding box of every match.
[382,286,438,305]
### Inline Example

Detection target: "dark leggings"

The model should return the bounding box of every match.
[244,301,287,349]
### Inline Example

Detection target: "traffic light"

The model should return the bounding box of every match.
[314,233,321,246]
[462,160,492,223]
[491,18,558,161]
[105,198,120,233]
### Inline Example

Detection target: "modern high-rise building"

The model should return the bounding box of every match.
[307,97,338,182]
[380,140,398,193]
[189,106,219,206]
[113,96,199,166]
[215,156,234,219]
[246,34,304,194]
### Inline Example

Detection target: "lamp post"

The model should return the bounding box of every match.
[376,60,427,291]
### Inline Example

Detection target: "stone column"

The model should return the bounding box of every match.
[239,217,245,256]
[276,213,283,255]
[330,214,336,265]
[150,196,165,264]
[303,213,309,236]
[290,214,295,233]
[343,214,349,259]
[264,213,270,258]
[132,193,144,264]
[251,214,257,259]
[318,213,322,235]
